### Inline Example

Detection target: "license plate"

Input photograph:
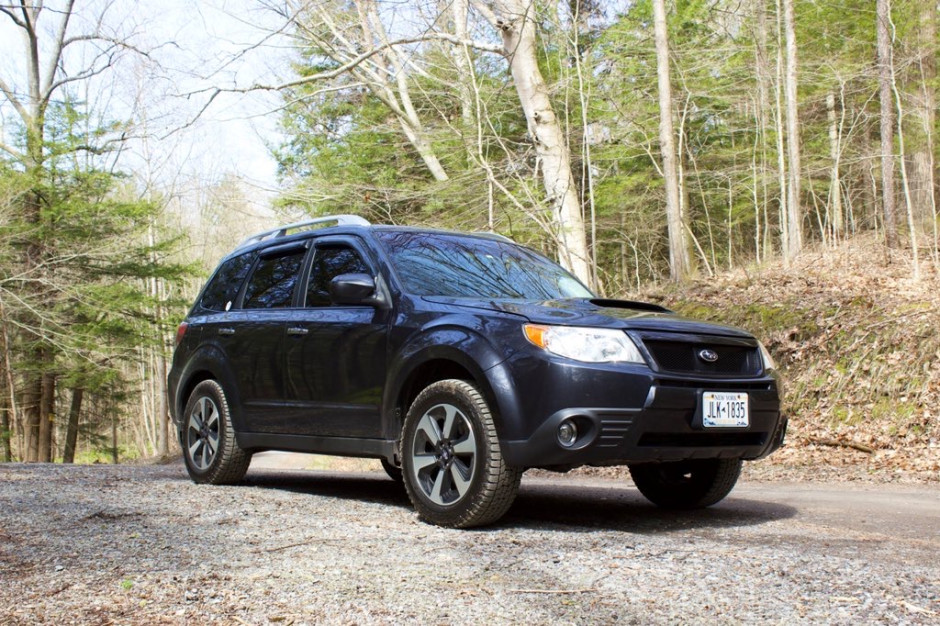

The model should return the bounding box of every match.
[702,392,749,428]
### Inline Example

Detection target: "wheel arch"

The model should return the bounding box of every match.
[173,345,247,435]
[383,334,522,449]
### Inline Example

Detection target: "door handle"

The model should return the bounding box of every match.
[217,327,235,336]
[287,327,309,336]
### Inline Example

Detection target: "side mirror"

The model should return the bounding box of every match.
[329,273,384,307]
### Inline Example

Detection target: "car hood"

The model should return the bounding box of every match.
[421,296,754,338]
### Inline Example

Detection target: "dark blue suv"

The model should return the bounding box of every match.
[169,216,786,527]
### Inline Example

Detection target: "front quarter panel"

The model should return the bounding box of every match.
[382,311,528,440]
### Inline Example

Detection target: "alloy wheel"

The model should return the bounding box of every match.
[409,403,477,506]
[187,396,220,471]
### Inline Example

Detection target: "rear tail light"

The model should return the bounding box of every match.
[175,322,189,347]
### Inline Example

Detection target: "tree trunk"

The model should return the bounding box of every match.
[891,53,923,279]
[878,0,899,247]
[652,0,694,281]
[111,408,119,464]
[0,370,10,462]
[63,387,83,464]
[909,1,936,241]
[0,294,18,462]
[290,0,450,182]
[0,408,10,462]
[449,0,476,159]
[38,371,55,462]
[157,352,170,457]
[774,0,790,259]
[486,0,592,285]
[23,378,41,462]
[782,0,802,259]
[827,91,844,239]
[753,0,772,262]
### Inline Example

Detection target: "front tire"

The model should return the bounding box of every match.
[629,458,742,509]
[401,380,521,528]
[381,458,403,483]
[181,380,251,485]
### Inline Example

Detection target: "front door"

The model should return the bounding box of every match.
[283,239,388,438]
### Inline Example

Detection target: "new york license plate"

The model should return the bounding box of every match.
[702,392,749,428]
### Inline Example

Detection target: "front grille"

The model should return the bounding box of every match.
[642,339,761,376]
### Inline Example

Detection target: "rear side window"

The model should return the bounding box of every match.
[199,252,255,311]
[306,246,371,307]
[243,250,306,309]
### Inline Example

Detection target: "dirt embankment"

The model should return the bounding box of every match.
[640,236,939,483]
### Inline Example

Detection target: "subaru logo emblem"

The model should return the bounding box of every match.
[699,349,719,363]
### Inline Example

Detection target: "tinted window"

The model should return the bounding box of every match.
[243,250,306,308]
[374,231,592,299]
[200,252,256,311]
[307,245,371,307]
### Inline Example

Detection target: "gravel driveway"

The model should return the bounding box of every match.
[1,461,937,625]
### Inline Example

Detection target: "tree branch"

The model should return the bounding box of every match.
[41,0,75,100]
[0,141,23,160]
[262,33,503,92]
[0,75,29,122]
[0,6,26,28]
[469,0,501,29]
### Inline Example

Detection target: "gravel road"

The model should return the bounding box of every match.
[1,460,937,625]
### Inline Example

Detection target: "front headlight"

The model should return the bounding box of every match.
[758,341,776,371]
[523,324,645,364]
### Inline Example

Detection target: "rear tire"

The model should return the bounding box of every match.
[401,379,521,528]
[629,458,742,509]
[181,380,251,485]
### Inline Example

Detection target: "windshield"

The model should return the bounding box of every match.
[374,231,593,299]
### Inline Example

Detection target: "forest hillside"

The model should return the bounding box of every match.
[651,237,938,482]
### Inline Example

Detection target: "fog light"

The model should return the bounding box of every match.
[557,420,578,447]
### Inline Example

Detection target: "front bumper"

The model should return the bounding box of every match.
[495,356,784,468]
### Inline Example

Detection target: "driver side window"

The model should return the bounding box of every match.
[306,245,371,307]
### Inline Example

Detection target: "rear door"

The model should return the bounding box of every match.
[226,241,309,432]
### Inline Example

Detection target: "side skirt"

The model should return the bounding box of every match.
[236,432,396,462]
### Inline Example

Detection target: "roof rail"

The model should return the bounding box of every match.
[472,231,514,243]
[237,215,370,250]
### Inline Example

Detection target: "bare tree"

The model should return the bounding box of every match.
[908,0,936,255]
[826,88,844,240]
[877,0,900,248]
[472,0,591,284]
[282,0,452,182]
[782,0,802,260]
[652,0,693,281]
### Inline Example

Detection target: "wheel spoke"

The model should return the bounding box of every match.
[452,435,475,456]
[450,462,471,498]
[429,468,446,504]
[441,405,459,440]
[416,413,442,446]
[189,440,205,469]
[205,431,219,455]
[412,453,438,473]
[188,412,202,432]
[204,402,219,430]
